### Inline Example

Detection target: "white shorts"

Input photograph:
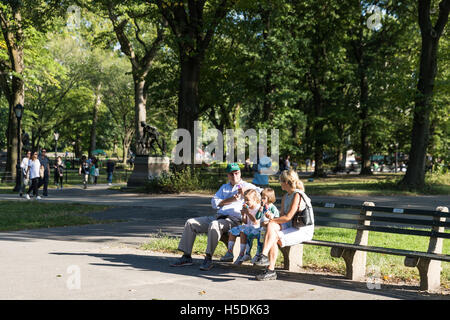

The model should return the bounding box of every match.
[276,225,314,248]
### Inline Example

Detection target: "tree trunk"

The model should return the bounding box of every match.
[177,54,200,166]
[401,0,450,189]
[359,70,372,175]
[311,84,326,177]
[89,83,102,158]
[122,130,133,165]
[1,7,25,182]
[134,75,147,156]
[402,37,436,188]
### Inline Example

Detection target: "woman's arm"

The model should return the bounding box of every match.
[272,193,301,224]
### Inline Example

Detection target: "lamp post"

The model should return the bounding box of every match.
[13,104,24,192]
[394,142,399,173]
[53,132,59,159]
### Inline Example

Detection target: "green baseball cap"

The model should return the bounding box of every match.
[226,163,240,173]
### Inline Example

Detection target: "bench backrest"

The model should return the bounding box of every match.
[311,201,450,240]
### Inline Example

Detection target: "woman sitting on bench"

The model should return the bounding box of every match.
[253,169,314,280]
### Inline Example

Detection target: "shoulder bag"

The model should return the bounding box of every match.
[291,191,314,228]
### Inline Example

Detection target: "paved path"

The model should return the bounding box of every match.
[0,184,449,300]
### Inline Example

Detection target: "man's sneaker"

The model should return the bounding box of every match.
[241,253,252,262]
[170,255,193,267]
[253,254,269,266]
[25,194,30,200]
[251,253,261,264]
[199,258,213,271]
[256,268,277,281]
[36,196,42,200]
[220,251,234,262]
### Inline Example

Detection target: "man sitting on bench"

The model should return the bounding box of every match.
[170,163,262,271]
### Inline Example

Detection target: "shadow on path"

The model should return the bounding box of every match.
[49,251,449,300]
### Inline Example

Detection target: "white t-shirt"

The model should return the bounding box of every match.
[21,157,30,176]
[29,159,41,179]
[244,204,261,228]
[211,181,263,220]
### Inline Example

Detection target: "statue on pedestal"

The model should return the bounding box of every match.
[128,121,170,187]
[138,121,166,156]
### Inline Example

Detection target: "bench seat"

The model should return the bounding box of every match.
[303,240,450,262]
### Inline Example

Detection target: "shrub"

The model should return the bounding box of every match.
[145,167,224,193]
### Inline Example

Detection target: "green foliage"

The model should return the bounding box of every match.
[145,167,224,193]
[0,0,448,189]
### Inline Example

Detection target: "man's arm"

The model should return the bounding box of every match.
[211,184,239,209]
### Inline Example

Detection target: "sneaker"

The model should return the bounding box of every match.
[26,194,30,200]
[36,196,42,200]
[256,268,277,281]
[233,256,244,265]
[241,253,252,262]
[19,192,22,197]
[220,251,234,262]
[199,258,213,271]
[253,254,269,267]
[251,253,261,264]
[170,255,193,267]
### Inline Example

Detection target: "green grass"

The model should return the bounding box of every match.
[0,200,114,231]
[140,227,450,288]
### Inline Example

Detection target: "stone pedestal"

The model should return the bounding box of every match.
[127,155,170,187]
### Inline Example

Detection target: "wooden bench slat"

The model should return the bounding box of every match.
[361,215,450,228]
[314,220,359,229]
[312,202,362,210]
[363,206,450,218]
[358,225,450,239]
[314,212,361,220]
[314,211,450,228]
[302,240,450,262]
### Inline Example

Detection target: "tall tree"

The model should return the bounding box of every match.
[0,0,60,180]
[0,1,26,181]
[154,0,235,165]
[77,0,167,155]
[401,0,450,188]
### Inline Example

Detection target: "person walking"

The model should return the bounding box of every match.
[26,151,42,200]
[20,150,31,197]
[79,155,90,189]
[89,158,96,184]
[37,149,50,197]
[252,155,272,187]
[53,156,64,190]
[106,157,115,185]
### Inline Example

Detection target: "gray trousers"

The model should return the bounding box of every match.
[178,215,240,256]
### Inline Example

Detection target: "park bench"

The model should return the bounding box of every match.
[279,201,450,292]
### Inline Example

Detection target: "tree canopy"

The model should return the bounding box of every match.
[0,0,449,189]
